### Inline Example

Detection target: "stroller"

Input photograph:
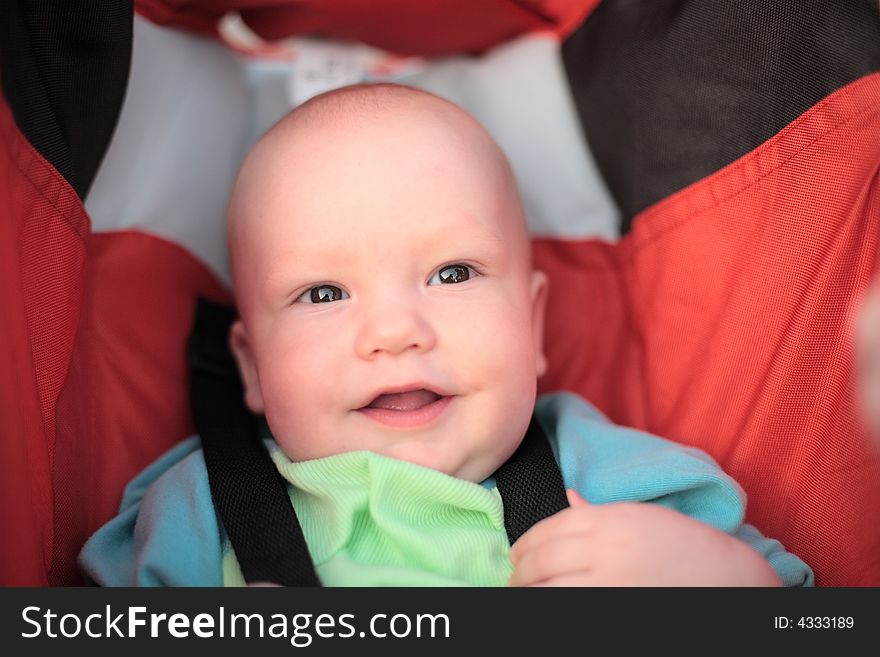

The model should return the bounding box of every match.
[1,0,878,586]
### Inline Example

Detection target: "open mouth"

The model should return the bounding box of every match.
[365,389,442,411]
[357,388,453,428]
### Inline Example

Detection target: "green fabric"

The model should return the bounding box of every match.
[222,449,513,587]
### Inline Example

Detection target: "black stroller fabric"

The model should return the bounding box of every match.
[0,0,133,200]
[563,0,880,231]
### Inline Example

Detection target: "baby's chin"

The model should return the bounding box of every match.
[375,441,504,483]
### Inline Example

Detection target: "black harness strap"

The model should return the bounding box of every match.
[494,417,570,544]
[190,298,320,586]
[190,297,568,585]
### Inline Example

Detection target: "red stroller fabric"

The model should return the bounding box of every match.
[0,99,87,585]
[0,99,230,585]
[135,0,599,56]
[536,73,880,585]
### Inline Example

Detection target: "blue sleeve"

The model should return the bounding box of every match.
[78,437,225,586]
[537,391,814,587]
[734,523,814,587]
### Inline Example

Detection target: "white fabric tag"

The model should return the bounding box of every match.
[287,38,425,106]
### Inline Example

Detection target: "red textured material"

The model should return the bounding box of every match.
[536,73,880,586]
[0,97,88,586]
[0,92,231,586]
[48,232,232,585]
[134,0,599,56]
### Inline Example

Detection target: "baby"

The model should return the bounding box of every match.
[80,84,811,586]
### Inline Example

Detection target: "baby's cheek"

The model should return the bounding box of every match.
[266,321,350,393]
[257,342,323,431]
[486,305,539,366]
[477,323,539,404]
[449,305,519,366]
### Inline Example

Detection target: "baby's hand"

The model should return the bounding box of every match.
[857,280,880,448]
[508,490,780,587]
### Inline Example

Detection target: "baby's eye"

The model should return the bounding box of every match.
[428,264,476,286]
[295,285,349,304]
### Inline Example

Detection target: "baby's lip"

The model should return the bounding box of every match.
[356,382,453,410]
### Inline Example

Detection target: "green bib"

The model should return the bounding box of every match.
[222,449,514,586]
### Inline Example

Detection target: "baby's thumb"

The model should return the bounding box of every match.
[566,488,590,507]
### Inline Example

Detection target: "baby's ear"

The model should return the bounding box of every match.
[229,320,265,414]
[530,270,549,378]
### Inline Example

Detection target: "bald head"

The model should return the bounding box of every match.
[227,83,532,322]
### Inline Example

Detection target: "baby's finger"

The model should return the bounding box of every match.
[510,506,594,564]
[531,573,597,587]
[566,488,590,507]
[509,534,594,587]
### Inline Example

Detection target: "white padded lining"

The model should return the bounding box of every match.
[86,17,251,286]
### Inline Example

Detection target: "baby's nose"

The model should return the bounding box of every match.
[354,297,437,359]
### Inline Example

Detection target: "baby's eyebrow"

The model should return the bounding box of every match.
[262,264,325,305]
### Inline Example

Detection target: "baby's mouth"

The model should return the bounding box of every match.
[356,387,454,429]
[364,389,442,412]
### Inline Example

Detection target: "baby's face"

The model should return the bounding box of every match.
[229,89,547,482]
